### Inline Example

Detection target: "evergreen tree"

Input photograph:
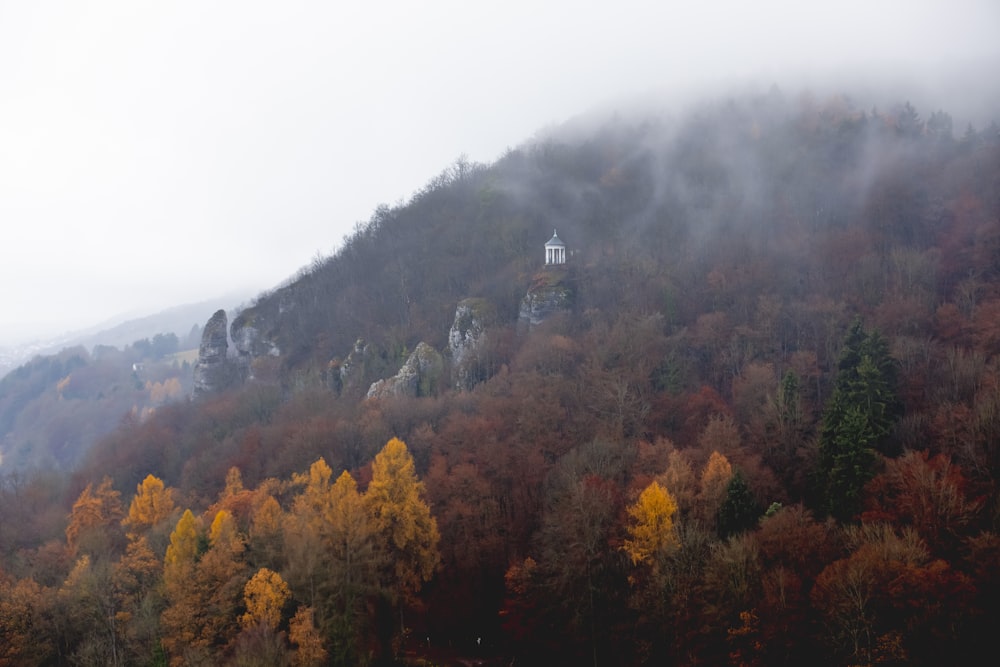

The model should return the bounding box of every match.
[818,320,901,520]
[716,469,760,538]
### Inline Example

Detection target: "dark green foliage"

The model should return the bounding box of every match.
[818,320,902,520]
[716,469,761,538]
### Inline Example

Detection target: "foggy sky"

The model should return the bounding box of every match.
[1,0,998,346]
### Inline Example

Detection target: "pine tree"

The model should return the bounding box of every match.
[716,469,761,538]
[818,320,901,520]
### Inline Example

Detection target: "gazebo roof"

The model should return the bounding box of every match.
[545,229,565,247]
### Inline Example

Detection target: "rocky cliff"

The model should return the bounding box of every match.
[230,309,281,382]
[366,342,444,399]
[193,309,235,396]
[518,268,574,330]
[448,297,497,390]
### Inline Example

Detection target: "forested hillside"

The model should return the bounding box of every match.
[0,334,194,470]
[2,90,1000,666]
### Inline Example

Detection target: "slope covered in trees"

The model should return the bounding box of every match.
[0,336,194,470]
[2,89,1000,665]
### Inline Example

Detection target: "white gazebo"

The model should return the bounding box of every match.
[545,229,566,265]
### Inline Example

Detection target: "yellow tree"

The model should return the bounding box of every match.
[163,510,199,578]
[66,477,125,558]
[365,437,440,646]
[222,466,245,498]
[241,568,290,630]
[286,459,336,609]
[624,481,679,566]
[200,509,249,648]
[123,474,175,537]
[292,458,334,516]
[249,493,286,571]
[326,470,378,664]
[160,510,202,663]
[162,509,248,664]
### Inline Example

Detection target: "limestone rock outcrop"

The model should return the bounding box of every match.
[518,268,574,330]
[193,309,235,397]
[337,339,374,395]
[448,297,497,390]
[230,314,280,360]
[229,310,280,382]
[366,342,444,399]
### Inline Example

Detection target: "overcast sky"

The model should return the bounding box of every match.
[1,1,998,346]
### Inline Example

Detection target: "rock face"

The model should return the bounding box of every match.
[337,339,374,395]
[193,309,233,397]
[367,342,444,399]
[448,297,496,390]
[230,315,281,360]
[230,311,280,382]
[518,269,574,330]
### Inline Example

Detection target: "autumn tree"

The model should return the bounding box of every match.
[112,534,163,664]
[123,474,175,540]
[862,450,982,554]
[241,567,290,630]
[160,510,202,663]
[623,481,679,567]
[198,509,250,649]
[66,477,125,558]
[700,533,763,659]
[811,524,925,664]
[325,470,378,665]
[531,440,632,667]
[289,606,328,667]
[0,574,55,666]
[698,450,734,527]
[365,438,440,607]
[163,510,199,578]
[249,492,286,572]
[660,448,697,516]
[57,554,126,666]
[286,459,335,610]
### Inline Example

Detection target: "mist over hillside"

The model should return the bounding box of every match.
[1,86,999,666]
[0,292,254,379]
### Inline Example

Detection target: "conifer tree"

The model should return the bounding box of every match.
[716,469,760,538]
[124,474,174,537]
[365,437,440,647]
[818,320,901,520]
[623,481,679,566]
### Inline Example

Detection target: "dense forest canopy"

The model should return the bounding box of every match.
[2,89,1000,666]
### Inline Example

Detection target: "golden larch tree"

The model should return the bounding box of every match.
[365,437,441,602]
[241,567,290,630]
[624,481,679,565]
[124,474,174,536]
[66,477,125,557]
